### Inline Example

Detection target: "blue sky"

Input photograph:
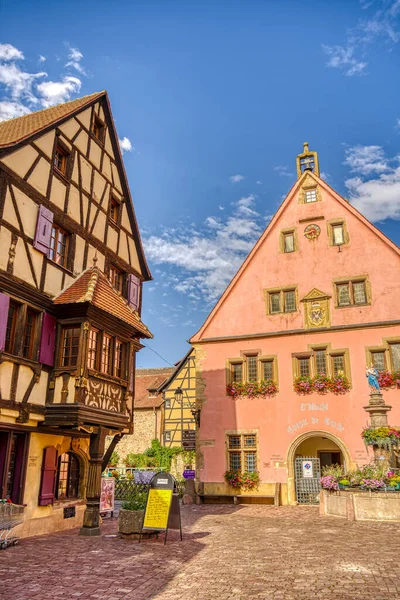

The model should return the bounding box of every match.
[1,1,400,368]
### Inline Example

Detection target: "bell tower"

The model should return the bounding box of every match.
[296,142,320,179]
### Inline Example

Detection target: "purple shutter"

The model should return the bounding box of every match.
[33,205,53,255]
[0,292,10,351]
[127,274,140,311]
[38,446,58,506]
[39,313,57,367]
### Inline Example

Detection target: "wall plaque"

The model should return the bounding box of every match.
[63,506,76,519]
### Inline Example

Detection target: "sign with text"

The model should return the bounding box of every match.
[183,470,195,479]
[302,461,314,478]
[182,430,196,449]
[140,472,182,544]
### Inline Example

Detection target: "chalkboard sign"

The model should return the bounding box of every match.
[63,506,76,519]
[182,430,195,449]
[140,472,182,545]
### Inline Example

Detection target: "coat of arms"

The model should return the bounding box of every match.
[309,301,325,326]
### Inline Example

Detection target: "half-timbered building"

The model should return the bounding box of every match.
[0,91,152,536]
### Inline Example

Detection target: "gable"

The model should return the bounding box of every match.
[0,92,151,281]
[191,171,400,342]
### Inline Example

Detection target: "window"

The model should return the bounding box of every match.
[109,198,120,224]
[294,349,348,379]
[22,309,37,360]
[284,232,294,253]
[227,433,257,472]
[92,115,105,143]
[298,357,311,377]
[231,362,243,383]
[87,327,99,370]
[314,349,327,375]
[61,326,80,367]
[332,224,344,246]
[165,431,171,442]
[332,354,345,376]
[56,453,80,500]
[247,356,258,382]
[335,279,368,307]
[49,224,69,268]
[266,288,297,314]
[0,431,28,504]
[109,265,124,294]
[5,301,18,354]
[114,339,125,379]
[305,188,317,203]
[101,334,112,374]
[53,144,69,176]
[371,351,386,372]
[262,360,274,381]
[165,398,171,409]
[389,343,400,371]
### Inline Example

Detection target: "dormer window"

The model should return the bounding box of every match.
[148,390,158,398]
[92,115,105,144]
[304,188,317,203]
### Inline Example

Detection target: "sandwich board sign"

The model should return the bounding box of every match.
[139,472,182,545]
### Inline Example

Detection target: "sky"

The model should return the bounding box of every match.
[1,0,400,368]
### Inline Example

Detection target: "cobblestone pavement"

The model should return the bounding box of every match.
[1,505,399,600]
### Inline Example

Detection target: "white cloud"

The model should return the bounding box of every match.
[319,171,330,181]
[322,45,367,76]
[119,136,133,153]
[0,62,46,102]
[0,100,31,121]
[0,43,24,61]
[229,174,244,183]
[36,76,81,108]
[274,165,293,178]
[344,145,389,175]
[65,46,87,76]
[396,118,400,131]
[144,194,269,303]
[256,180,262,185]
[218,205,224,210]
[38,55,46,63]
[322,0,400,76]
[345,145,400,222]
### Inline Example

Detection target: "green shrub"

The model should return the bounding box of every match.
[121,491,147,511]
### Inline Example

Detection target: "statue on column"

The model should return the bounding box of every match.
[366,364,380,393]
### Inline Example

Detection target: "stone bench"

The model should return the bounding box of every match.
[197,483,280,507]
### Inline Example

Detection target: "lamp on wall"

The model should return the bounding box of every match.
[174,387,201,428]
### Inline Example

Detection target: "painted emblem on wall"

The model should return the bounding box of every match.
[301,288,331,329]
[304,224,321,240]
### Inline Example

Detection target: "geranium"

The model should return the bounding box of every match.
[377,370,400,389]
[361,478,385,491]
[294,376,313,394]
[226,380,278,398]
[293,375,351,395]
[224,470,260,490]
[312,375,330,394]
[320,475,339,491]
[362,427,400,449]
[329,376,351,394]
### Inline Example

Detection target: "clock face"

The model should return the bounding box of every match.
[304,224,321,240]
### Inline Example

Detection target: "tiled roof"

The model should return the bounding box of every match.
[134,369,174,408]
[54,266,153,338]
[0,91,105,148]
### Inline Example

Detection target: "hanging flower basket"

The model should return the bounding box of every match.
[226,380,278,398]
[361,427,400,450]
[377,370,400,389]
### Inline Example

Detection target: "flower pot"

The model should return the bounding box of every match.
[118,508,144,535]
[338,484,348,490]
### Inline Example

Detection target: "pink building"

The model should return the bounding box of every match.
[190,144,400,505]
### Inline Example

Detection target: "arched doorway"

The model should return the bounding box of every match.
[286,430,351,505]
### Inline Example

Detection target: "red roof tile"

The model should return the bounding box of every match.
[134,368,174,408]
[54,266,152,338]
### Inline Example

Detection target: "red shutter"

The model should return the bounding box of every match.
[33,205,53,255]
[38,446,58,506]
[127,274,140,311]
[39,313,57,367]
[0,292,10,351]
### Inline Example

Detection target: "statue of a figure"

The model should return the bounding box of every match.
[366,364,380,392]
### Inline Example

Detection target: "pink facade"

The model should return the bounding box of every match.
[191,152,400,504]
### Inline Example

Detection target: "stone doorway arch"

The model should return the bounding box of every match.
[286,430,352,505]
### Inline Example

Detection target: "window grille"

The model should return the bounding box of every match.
[284,290,296,312]
[61,327,80,367]
[245,452,257,473]
[305,189,317,203]
[332,355,345,376]
[87,328,99,369]
[227,434,257,473]
[299,358,310,377]
[57,453,80,499]
[337,284,350,306]
[315,350,327,375]
[114,339,124,378]
[244,435,256,448]
[247,356,258,382]
[232,363,243,383]
[270,293,281,314]
[229,452,241,471]
[353,282,367,304]
[101,334,112,374]
[263,360,273,380]
[372,352,385,372]
[390,344,400,370]
[229,436,241,449]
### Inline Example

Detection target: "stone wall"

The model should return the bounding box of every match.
[106,408,162,464]
[320,489,400,521]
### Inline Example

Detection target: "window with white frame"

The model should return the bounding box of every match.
[304,188,317,203]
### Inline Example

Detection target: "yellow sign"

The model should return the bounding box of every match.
[143,488,173,530]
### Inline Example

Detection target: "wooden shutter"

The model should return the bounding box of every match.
[38,446,58,506]
[127,274,140,311]
[39,313,57,367]
[33,205,53,255]
[0,292,10,351]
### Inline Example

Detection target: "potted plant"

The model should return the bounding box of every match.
[338,478,350,490]
[118,491,148,536]
[386,472,400,491]
[107,451,120,469]
[223,469,260,491]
